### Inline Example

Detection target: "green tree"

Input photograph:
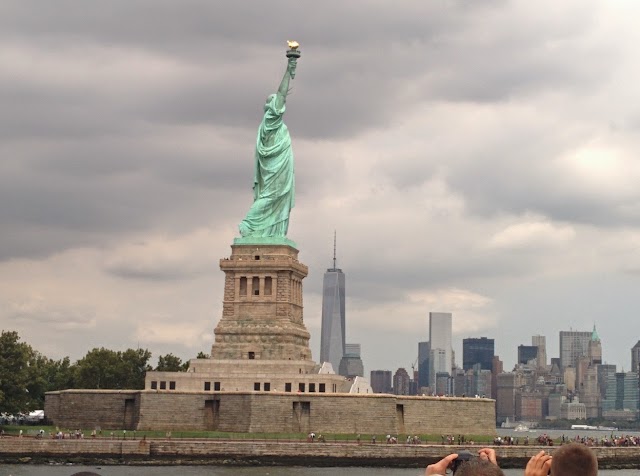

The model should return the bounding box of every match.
[24,351,53,408]
[75,347,152,390]
[120,348,153,388]
[156,353,187,372]
[0,330,43,413]
[43,356,77,391]
[74,348,120,389]
[196,351,210,359]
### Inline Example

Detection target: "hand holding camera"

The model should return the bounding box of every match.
[450,450,476,474]
[425,448,502,476]
[524,450,552,476]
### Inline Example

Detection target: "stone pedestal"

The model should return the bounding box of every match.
[211,243,312,361]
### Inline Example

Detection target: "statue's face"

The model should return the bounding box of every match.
[264,94,277,111]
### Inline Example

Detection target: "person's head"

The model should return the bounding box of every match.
[551,443,598,476]
[454,459,505,476]
[264,94,277,111]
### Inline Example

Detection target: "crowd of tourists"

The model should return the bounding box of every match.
[441,434,469,445]
[492,432,640,447]
[564,433,640,447]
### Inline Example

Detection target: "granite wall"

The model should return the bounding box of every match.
[45,390,140,430]
[45,390,495,435]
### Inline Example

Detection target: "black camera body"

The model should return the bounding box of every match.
[450,449,476,474]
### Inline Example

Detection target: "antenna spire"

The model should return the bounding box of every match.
[333,230,337,269]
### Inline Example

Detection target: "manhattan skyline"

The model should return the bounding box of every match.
[0,2,639,375]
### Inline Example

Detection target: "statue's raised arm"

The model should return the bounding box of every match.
[273,41,299,112]
[237,42,301,242]
[273,59,295,109]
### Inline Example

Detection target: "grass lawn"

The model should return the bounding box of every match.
[0,425,497,445]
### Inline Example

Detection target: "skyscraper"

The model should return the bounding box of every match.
[532,335,547,369]
[418,341,430,389]
[492,355,503,404]
[517,345,538,366]
[559,330,592,371]
[632,341,640,373]
[588,325,602,365]
[393,368,411,395]
[631,341,640,413]
[602,371,640,420]
[429,312,452,387]
[580,365,600,419]
[370,370,392,394]
[462,337,494,371]
[339,343,364,378]
[319,234,345,372]
[597,363,616,401]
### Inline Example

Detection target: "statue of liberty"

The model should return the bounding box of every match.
[238,42,300,240]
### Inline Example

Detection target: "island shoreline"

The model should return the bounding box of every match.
[2,439,640,469]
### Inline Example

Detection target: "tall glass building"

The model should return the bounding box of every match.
[517,345,539,366]
[339,343,364,378]
[418,341,430,389]
[428,312,452,387]
[602,371,640,419]
[631,340,640,373]
[319,236,345,373]
[462,337,494,371]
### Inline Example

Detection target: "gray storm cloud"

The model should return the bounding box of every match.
[0,0,639,373]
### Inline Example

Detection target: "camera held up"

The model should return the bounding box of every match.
[450,449,476,474]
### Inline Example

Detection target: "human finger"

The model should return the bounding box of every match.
[426,453,459,476]
[525,451,552,476]
[478,447,497,464]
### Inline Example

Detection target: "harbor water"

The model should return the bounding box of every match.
[4,428,640,475]
[496,427,640,440]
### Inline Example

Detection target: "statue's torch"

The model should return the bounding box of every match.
[286,40,301,79]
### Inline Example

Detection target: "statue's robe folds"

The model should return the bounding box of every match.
[239,95,295,238]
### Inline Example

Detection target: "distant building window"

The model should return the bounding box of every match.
[299,383,305,393]
[239,277,247,296]
[214,382,221,391]
[252,277,260,296]
[169,381,176,390]
[285,383,292,392]
[264,276,272,295]
[248,352,255,360]
[254,255,260,260]
[151,381,157,390]
[160,381,167,390]
[309,383,316,392]
[319,383,326,393]
[332,384,337,392]
[204,382,211,391]
[254,382,260,391]
[264,382,271,391]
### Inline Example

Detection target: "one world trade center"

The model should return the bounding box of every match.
[320,233,345,372]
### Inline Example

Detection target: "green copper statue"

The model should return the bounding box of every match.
[238,42,301,241]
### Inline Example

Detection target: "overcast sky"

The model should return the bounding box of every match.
[1,1,640,375]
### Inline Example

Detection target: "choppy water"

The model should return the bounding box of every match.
[497,428,640,439]
[1,467,638,476]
